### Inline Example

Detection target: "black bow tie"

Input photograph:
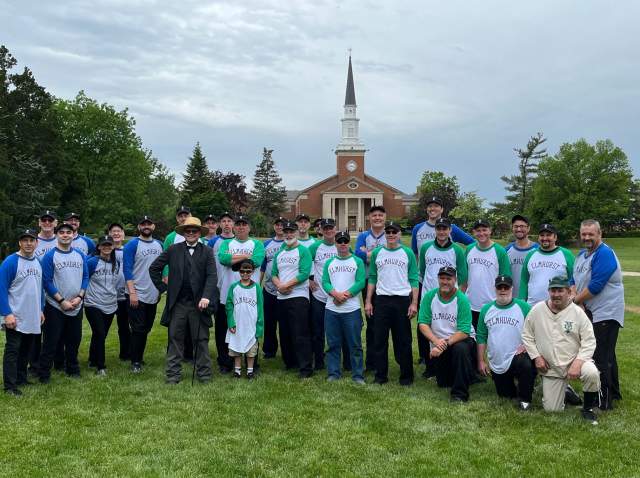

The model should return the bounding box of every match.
[186,244,197,250]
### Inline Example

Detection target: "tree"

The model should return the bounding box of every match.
[250,148,286,220]
[143,157,179,236]
[210,170,248,212]
[413,170,460,221]
[449,192,485,230]
[494,132,547,217]
[179,142,229,218]
[529,139,633,237]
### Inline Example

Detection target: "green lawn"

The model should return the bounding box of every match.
[1,241,639,476]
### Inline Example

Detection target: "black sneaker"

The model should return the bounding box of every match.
[581,408,598,425]
[233,370,241,379]
[247,371,255,380]
[373,377,388,385]
[565,385,583,406]
[131,363,142,374]
[5,388,22,396]
[519,401,531,411]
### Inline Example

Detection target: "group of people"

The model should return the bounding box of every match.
[0,200,625,425]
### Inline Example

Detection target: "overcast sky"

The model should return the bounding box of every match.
[4,1,639,203]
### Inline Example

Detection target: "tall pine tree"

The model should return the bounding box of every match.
[250,148,286,220]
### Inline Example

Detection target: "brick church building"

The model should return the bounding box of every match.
[286,56,417,232]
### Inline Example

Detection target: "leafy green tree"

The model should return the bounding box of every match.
[143,156,179,236]
[449,191,485,230]
[413,170,460,221]
[529,139,633,237]
[249,148,286,220]
[210,170,248,212]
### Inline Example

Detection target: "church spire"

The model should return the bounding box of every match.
[336,53,365,152]
[344,54,356,106]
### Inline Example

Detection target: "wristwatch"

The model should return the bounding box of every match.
[56,296,64,304]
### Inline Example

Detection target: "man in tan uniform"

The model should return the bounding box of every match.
[522,275,600,424]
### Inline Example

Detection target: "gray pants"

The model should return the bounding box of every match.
[166,300,212,382]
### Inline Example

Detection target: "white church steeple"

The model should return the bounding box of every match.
[336,54,365,152]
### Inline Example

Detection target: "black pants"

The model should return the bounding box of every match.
[214,305,233,370]
[278,297,313,376]
[592,319,621,409]
[362,282,376,371]
[127,299,157,365]
[433,338,474,400]
[3,329,35,391]
[373,295,414,385]
[40,304,83,379]
[310,295,326,368]
[116,300,131,360]
[85,306,115,370]
[491,352,536,403]
[27,333,41,373]
[262,290,279,357]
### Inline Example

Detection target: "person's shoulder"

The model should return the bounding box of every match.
[413,220,426,231]
[479,299,495,314]
[423,287,438,301]
[352,254,365,267]
[456,289,471,306]
[493,242,508,253]
[356,229,370,239]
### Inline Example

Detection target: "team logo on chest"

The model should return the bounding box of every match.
[563,320,574,334]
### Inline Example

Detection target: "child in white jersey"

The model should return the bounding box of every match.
[226,259,264,379]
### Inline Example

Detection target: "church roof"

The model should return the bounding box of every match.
[344,55,356,106]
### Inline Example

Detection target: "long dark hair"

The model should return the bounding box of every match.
[95,244,118,273]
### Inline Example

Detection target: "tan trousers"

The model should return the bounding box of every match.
[541,361,600,411]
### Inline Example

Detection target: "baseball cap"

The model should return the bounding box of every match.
[313,218,323,227]
[539,223,557,234]
[320,218,336,229]
[427,196,443,207]
[219,211,234,221]
[511,214,529,224]
[369,205,386,214]
[39,210,57,220]
[18,229,38,240]
[138,215,154,225]
[235,215,250,224]
[97,235,114,246]
[107,222,124,232]
[176,205,191,214]
[384,221,401,232]
[64,212,80,221]
[296,213,311,222]
[335,231,351,243]
[548,275,570,289]
[438,266,457,277]
[495,275,513,287]
[282,220,298,231]
[472,219,491,229]
[203,214,217,222]
[232,258,256,272]
[273,216,286,225]
[435,217,451,228]
[55,223,74,233]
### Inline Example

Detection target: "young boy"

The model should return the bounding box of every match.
[225,259,264,379]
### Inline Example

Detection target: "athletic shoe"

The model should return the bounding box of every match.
[353,378,366,385]
[422,369,436,379]
[299,371,313,379]
[233,371,241,379]
[373,377,388,385]
[131,363,142,374]
[247,372,255,380]
[5,388,22,396]
[581,408,598,425]
[519,401,531,411]
[96,369,107,377]
[327,375,340,382]
[450,396,467,403]
[565,385,583,406]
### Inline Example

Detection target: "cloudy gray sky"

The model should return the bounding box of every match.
[4,1,639,203]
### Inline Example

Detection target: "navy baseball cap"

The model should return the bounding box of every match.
[435,217,451,228]
[384,221,401,232]
[320,218,336,229]
[39,210,57,220]
[335,231,350,242]
[282,221,298,231]
[235,215,250,224]
[472,219,491,229]
[138,215,154,225]
[369,205,386,214]
[176,205,191,214]
[273,216,286,225]
[427,196,444,207]
[511,214,529,224]
[296,213,311,222]
[203,214,217,222]
[438,266,457,277]
[97,235,114,246]
[64,212,80,221]
[219,211,234,221]
[495,275,513,287]
[18,229,38,240]
[539,223,557,234]
[55,223,74,233]
[107,222,124,232]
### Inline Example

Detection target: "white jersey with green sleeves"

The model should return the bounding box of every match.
[369,244,419,296]
[322,254,366,313]
[271,244,312,300]
[518,247,574,305]
[225,281,264,354]
[476,299,531,374]
[217,238,265,305]
[465,242,511,311]
[298,237,317,249]
[419,241,468,297]
[309,240,338,303]
[417,288,474,340]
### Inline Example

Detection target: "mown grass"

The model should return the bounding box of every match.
[1,242,639,476]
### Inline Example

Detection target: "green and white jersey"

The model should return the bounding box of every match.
[164,230,184,248]
[271,244,312,300]
[298,237,317,249]
[212,234,234,290]
[418,288,473,340]
[322,254,366,313]
[465,242,510,311]
[309,240,338,303]
[419,240,468,297]
[519,247,574,305]
[261,238,284,296]
[225,281,264,354]
[218,238,265,305]
[369,245,419,296]
[476,299,531,374]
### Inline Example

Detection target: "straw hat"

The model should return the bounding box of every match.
[175,216,209,236]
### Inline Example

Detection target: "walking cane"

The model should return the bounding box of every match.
[192,314,203,386]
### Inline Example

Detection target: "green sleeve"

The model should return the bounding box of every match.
[250,239,265,269]
[405,245,419,288]
[218,239,233,266]
[368,247,381,284]
[255,285,264,338]
[454,244,468,286]
[562,247,575,280]
[322,258,335,294]
[518,249,535,300]
[464,243,475,258]
[515,298,532,317]
[476,302,492,344]
[271,250,281,278]
[161,232,176,278]
[296,246,312,283]
[496,245,511,276]
[418,242,431,280]
[456,291,472,334]
[308,240,320,261]
[417,288,436,325]
[348,256,366,296]
[225,282,237,329]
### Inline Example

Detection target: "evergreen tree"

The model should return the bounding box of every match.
[412,170,460,222]
[250,148,286,220]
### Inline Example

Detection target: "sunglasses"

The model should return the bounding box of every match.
[384,230,399,235]
[496,285,511,291]
[40,218,55,223]
[336,239,350,244]
[184,228,200,234]
[239,269,253,274]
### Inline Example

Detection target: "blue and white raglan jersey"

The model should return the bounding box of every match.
[261,238,284,296]
[85,256,119,314]
[573,242,624,326]
[209,234,233,291]
[41,247,89,317]
[411,221,474,255]
[505,242,539,294]
[72,234,96,256]
[355,229,386,276]
[0,253,44,333]
[34,236,57,260]
[308,240,338,303]
[123,237,163,304]
[114,247,126,301]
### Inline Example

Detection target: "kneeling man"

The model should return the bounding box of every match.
[522,275,600,424]
[418,266,474,401]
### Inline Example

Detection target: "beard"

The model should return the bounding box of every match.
[285,238,297,246]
